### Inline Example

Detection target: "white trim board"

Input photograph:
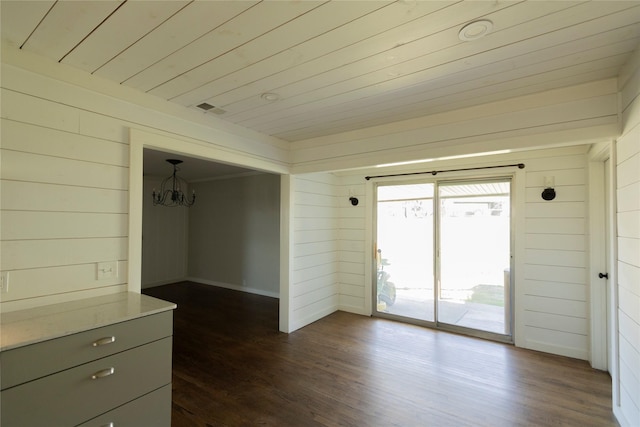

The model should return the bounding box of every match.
[587,141,618,373]
[185,278,280,299]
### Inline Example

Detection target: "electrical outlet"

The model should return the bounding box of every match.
[97,262,118,280]
[0,272,9,294]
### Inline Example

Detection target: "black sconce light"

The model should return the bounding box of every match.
[349,197,359,206]
[541,176,556,201]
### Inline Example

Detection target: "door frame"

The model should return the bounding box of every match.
[127,128,293,332]
[370,173,516,342]
[587,141,618,380]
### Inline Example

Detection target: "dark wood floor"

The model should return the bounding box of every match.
[143,282,618,427]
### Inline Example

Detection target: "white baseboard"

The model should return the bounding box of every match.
[338,304,370,316]
[186,277,279,299]
[613,404,632,427]
[524,339,589,361]
[141,277,188,289]
[291,305,338,332]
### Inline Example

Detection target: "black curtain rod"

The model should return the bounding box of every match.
[365,163,525,180]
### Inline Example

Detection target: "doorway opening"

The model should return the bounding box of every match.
[141,148,280,298]
[374,177,513,342]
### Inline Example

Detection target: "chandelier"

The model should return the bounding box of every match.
[152,159,196,207]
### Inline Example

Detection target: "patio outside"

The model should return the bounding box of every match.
[376,182,510,336]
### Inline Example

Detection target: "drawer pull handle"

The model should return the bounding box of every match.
[92,336,116,347]
[91,367,115,380]
[101,423,114,427]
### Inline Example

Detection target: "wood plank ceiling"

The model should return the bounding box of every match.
[2,0,640,143]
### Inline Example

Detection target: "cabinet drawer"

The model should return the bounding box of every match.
[1,311,172,390]
[78,384,172,427]
[1,337,172,427]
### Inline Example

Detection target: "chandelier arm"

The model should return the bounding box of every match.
[152,161,196,207]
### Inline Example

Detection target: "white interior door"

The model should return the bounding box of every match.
[605,158,612,373]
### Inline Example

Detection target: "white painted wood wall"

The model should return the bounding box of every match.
[1,88,130,310]
[290,79,618,174]
[337,175,368,314]
[519,148,589,359]
[0,52,288,311]
[290,173,340,331]
[615,48,640,427]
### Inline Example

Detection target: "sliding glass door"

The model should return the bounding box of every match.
[375,178,512,340]
[376,183,435,322]
[437,181,511,335]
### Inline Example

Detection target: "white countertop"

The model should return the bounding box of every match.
[0,292,176,351]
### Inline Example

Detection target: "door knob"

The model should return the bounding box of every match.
[598,272,608,279]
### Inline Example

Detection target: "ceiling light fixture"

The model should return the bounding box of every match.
[152,159,196,207]
[261,92,280,101]
[458,19,493,41]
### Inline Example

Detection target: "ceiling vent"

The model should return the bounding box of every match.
[196,102,226,115]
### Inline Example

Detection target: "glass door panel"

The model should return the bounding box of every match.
[438,180,511,335]
[376,184,434,322]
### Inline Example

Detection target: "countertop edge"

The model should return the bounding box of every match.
[0,292,177,352]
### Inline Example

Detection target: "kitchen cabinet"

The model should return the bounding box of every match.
[0,292,176,426]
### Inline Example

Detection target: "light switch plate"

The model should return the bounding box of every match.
[97,262,118,280]
[0,272,9,293]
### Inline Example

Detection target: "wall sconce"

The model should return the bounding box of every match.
[541,176,556,201]
[348,188,359,206]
